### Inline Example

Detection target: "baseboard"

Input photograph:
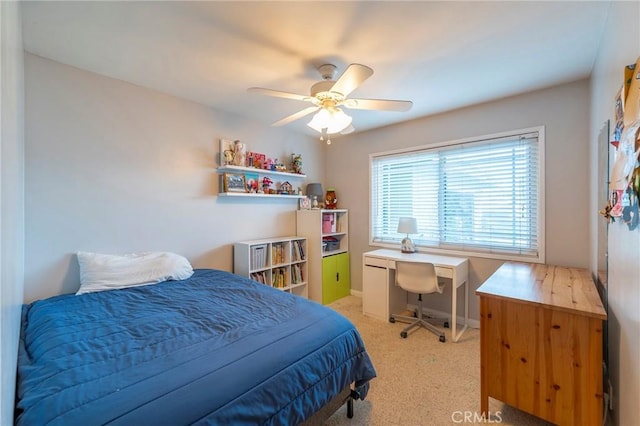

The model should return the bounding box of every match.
[347,291,479,329]
[408,303,480,329]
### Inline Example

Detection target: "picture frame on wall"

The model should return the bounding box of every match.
[245,172,259,193]
[223,173,247,193]
[246,151,266,169]
[299,197,311,210]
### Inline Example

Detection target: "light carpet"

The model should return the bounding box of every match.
[325,295,552,426]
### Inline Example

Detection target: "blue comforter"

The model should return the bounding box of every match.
[15,269,376,425]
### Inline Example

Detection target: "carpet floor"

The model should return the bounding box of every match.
[324,295,553,426]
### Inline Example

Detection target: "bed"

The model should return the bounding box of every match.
[15,268,376,425]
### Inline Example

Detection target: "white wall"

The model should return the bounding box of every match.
[0,2,24,424]
[24,54,323,302]
[331,79,591,322]
[589,2,640,424]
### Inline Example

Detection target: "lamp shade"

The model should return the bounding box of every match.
[307,108,352,134]
[397,217,418,234]
[306,183,324,200]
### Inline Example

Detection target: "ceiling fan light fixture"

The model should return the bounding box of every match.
[249,63,412,133]
[307,107,352,134]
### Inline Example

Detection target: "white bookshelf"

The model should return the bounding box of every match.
[233,236,308,298]
[295,209,350,304]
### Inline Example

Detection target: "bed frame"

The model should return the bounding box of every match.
[302,386,361,425]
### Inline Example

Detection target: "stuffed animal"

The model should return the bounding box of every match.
[325,188,338,209]
[291,154,303,174]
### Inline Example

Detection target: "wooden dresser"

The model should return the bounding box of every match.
[476,262,606,425]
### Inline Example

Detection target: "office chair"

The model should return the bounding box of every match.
[389,261,447,342]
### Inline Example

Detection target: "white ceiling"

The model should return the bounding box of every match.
[21,1,611,137]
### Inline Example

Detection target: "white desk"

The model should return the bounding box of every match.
[362,249,469,342]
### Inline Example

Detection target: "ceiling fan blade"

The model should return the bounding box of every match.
[340,124,355,135]
[248,87,310,102]
[329,64,373,97]
[272,106,319,127]
[344,98,413,112]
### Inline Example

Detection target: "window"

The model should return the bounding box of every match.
[370,127,544,262]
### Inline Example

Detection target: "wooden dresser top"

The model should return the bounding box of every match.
[476,262,607,319]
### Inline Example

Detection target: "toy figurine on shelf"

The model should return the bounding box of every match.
[280,181,293,194]
[232,140,246,166]
[264,158,274,170]
[223,147,235,165]
[291,153,303,174]
[325,188,338,209]
[261,176,273,193]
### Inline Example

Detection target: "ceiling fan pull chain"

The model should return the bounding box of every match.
[321,129,332,145]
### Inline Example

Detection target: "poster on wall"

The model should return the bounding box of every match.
[605,56,640,231]
[623,57,640,127]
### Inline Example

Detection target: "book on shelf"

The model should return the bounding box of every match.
[292,240,305,261]
[272,243,285,265]
[322,213,337,233]
[250,271,266,284]
[291,264,304,284]
[272,267,287,288]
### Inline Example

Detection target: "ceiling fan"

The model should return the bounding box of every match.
[248,63,412,142]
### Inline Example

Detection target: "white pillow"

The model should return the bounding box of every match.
[76,251,194,295]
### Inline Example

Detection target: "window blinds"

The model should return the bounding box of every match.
[371,131,541,259]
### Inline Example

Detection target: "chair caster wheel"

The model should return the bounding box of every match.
[444,321,450,328]
[389,317,396,323]
[439,335,446,343]
[400,331,408,338]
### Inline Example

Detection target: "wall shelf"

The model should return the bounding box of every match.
[218,192,305,199]
[217,165,307,198]
[217,165,306,179]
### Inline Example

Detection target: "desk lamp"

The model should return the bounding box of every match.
[397,217,418,253]
[306,183,324,209]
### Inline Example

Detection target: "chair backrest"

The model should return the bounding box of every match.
[395,261,443,295]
